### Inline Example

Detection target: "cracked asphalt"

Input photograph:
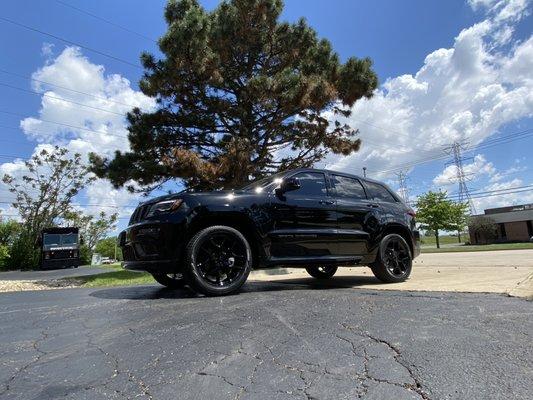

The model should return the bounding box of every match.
[0,281,531,400]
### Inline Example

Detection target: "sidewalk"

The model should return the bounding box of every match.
[249,249,533,299]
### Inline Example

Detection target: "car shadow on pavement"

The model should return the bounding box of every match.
[89,275,385,300]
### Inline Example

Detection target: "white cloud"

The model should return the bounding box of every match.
[0,47,156,223]
[327,0,533,181]
[433,154,496,187]
[41,42,55,58]
[471,177,533,211]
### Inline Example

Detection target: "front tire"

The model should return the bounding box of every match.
[305,265,338,279]
[370,234,412,283]
[184,225,252,296]
[152,273,186,289]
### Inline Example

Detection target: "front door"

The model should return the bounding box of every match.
[267,171,338,260]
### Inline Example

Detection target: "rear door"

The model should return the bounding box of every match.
[330,174,380,256]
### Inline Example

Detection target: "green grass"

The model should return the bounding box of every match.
[65,264,155,287]
[421,242,533,253]
[420,235,463,247]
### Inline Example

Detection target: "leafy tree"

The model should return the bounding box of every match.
[415,191,457,249]
[64,211,118,265]
[449,202,470,243]
[64,211,118,250]
[2,147,95,241]
[0,219,21,247]
[91,0,378,191]
[2,147,95,269]
[468,216,498,244]
[94,237,122,261]
[0,244,8,269]
[0,219,21,270]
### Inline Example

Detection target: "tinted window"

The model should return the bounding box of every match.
[43,234,60,246]
[365,181,397,203]
[61,234,78,245]
[288,172,328,197]
[332,175,366,199]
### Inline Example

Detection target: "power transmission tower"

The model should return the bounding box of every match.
[396,170,410,205]
[444,141,476,214]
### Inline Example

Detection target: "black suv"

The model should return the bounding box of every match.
[119,168,420,296]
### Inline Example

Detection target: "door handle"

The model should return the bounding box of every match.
[319,200,335,205]
[367,203,380,208]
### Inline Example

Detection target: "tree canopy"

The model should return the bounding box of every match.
[2,147,95,240]
[416,191,469,248]
[90,0,378,191]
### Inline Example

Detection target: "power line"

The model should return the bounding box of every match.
[373,128,533,177]
[0,124,129,142]
[447,184,533,200]
[0,69,148,111]
[55,0,158,43]
[0,16,143,70]
[0,82,126,117]
[0,110,129,139]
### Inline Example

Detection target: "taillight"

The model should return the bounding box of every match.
[406,208,416,217]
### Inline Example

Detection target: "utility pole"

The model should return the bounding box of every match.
[444,141,476,214]
[396,170,410,205]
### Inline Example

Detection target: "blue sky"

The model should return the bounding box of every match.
[0,0,532,233]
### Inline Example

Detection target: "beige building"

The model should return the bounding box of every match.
[469,203,533,244]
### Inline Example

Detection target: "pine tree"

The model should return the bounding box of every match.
[90,0,378,191]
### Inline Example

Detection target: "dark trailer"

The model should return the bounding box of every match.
[38,227,81,270]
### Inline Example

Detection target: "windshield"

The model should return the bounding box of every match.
[43,233,78,246]
[43,234,60,246]
[240,172,286,192]
[61,233,78,245]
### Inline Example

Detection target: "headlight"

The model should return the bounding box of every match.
[146,199,184,217]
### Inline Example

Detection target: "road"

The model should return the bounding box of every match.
[1,282,531,399]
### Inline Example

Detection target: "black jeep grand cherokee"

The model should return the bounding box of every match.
[119,168,420,296]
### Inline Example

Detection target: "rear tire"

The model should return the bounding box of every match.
[184,225,252,296]
[305,265,338,279]
[152,273,186,289]
[370,234,412,283]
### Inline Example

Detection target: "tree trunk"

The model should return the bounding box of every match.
[457,230,461,243]
[435,230,440,249]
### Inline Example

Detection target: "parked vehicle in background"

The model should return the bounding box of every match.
[38,227,80,270]
[101,257,116,264]
[119,168,420,296]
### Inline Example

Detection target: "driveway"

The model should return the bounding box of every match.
[1,283,531,399]
[0,265,109,281]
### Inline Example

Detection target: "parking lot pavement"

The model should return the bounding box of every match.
[250,249,533,299]
[1,283,531,399]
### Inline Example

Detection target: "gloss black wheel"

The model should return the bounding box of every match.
[370,234,412,283]
[152,272,185,289]
[184,226,252,296]
[305,265,338,279]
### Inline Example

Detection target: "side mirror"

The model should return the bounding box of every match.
[278,177,301,194]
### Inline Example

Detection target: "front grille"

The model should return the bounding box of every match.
[129,204,151,224]
[48,250,76,259]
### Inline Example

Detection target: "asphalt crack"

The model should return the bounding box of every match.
[340,322,430,399]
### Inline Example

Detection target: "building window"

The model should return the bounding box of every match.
[499,223,507,240]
